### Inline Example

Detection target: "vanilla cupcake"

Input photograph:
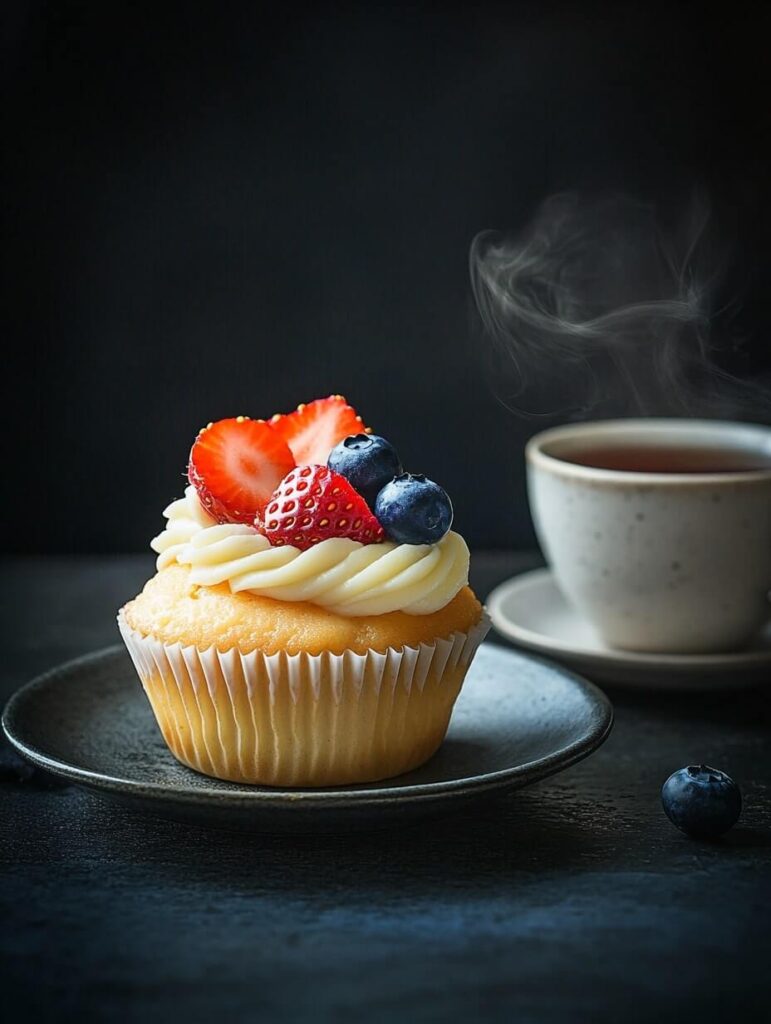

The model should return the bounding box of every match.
[119,397,488,787]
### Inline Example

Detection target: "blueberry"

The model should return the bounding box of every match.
[0,747,36,783]
[327,434,402,505]
[0,746,67,787]
[661,764,741,839]
[374,473,453,545]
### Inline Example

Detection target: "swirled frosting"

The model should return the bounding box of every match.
[151,487,470,616]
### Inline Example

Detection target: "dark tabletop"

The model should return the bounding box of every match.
[1,554,770,1024]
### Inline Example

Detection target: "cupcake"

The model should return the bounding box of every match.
[119,396,488,787]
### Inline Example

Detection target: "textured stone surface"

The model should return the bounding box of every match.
[1,554,770,1023]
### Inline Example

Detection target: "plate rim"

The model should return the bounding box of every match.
[488,569,771,673]
[2,643,613,811]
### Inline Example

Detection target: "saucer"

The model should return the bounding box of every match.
[488,569,771,690]
[2,643,612,833]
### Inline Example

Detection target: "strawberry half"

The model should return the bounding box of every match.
[188,417,295,524]
[270,395,366,465]
[258,466,384,550]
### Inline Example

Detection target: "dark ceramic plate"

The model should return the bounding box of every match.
[2,643,612,832]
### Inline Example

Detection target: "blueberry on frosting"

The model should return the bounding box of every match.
[374,473,453,545]
[327,434,403,506]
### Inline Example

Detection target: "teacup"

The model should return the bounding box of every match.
[526,418,771,654]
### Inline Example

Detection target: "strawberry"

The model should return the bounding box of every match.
[259,466,385,549]
[188,417,295,524]
[269,395,366,465]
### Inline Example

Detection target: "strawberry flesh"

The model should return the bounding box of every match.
[188,417,295,524]
[270,395,365,465]
[258,466,384,549]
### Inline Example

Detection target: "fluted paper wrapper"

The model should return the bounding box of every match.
[118,613,490,787]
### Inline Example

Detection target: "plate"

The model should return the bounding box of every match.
[488,569,771,690]
[2,643,612,832]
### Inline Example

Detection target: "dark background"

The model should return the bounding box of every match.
[4,1,770,555]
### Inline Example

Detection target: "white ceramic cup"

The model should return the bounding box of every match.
[526,419,771,654]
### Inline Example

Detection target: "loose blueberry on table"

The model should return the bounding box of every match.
[0,748,68,788]
[0,747,36,783]
[661,765,742,838]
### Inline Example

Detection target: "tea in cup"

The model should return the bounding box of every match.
[526,419,771,653]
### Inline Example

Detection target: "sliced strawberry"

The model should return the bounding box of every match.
[269,395,366,465]
[258,466,384,550]
[188,417,295,524]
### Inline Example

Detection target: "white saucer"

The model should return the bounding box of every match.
[487,569,771,690]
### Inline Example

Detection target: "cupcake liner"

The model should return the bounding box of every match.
[118,613,490,787]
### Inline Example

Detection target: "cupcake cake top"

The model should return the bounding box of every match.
[152,396,470,616]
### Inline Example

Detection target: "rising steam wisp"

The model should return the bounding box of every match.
[470,192,764,418]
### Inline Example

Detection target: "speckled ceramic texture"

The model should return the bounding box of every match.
[488,569,771,690]
[527,419,771,654]
[2,643,612,833]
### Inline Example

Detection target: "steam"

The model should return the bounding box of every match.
[470,192,764,418]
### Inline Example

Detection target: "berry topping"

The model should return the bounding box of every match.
[188,417,295,524]
[327,434,403,505]
[259,466,385,550]
[270,395,366,466]
[374,473,453,545]
[661,764,742,839]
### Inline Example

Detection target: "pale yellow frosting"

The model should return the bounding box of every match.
[151,487,470,616]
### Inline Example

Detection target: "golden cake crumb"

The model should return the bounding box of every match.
[121,563,483,655]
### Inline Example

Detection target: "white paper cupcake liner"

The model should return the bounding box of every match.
[118,612,490,787]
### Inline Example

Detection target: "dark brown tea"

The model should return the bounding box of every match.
[556,445,771,474]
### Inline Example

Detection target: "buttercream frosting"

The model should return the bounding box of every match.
[151,487,470,616]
